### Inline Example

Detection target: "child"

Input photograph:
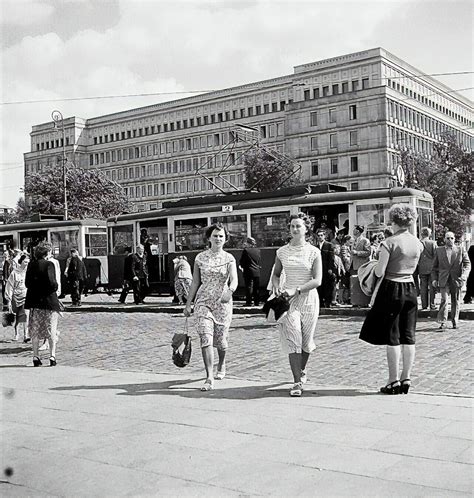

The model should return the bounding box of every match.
[5,253,30,342]
[332,245,346,305]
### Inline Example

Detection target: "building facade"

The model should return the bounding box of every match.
[24,47,473,212]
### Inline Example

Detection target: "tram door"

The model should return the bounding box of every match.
[19,230,48,253]
[140,221,169,293]
[305,205,349,239]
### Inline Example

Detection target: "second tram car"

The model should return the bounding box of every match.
[107,184,434,294]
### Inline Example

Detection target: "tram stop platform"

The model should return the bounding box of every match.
[60,292,474,320]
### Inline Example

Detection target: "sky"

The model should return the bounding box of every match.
[0,0,472,207]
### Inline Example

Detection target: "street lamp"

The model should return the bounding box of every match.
[51,110,68,220]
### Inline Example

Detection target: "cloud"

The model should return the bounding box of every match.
[0,0,55,27]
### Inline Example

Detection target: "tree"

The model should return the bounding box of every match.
[9,165,131,222]
[401,132,473,239]
[243,149,302,192]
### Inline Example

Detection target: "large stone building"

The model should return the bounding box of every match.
[24,47,473,212]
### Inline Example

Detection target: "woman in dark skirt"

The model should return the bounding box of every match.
[360,204,423,394]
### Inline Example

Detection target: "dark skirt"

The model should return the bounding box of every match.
[359,279,417,346]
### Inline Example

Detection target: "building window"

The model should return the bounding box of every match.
[310,111,318,126]
[147,185,152,196]
[332,84,339,95]
[351,182,359,191]
[350,156,359,172]
[322,86,329,97]
[311,160,319,177]
[160,183,165,195]
[313,88,320,99]
[342,82,349,93]
[352,80,359,91]
[329,108,337,123]
[330,133,337,148]
[311,137,318,151]
[304,89,310,101]
[330,158,338,174]
[350,130,358,146]
[349,105,357,120]
[362,78,369,89]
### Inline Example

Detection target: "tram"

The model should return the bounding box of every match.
[0,218,108,291]
[107,184,434,294]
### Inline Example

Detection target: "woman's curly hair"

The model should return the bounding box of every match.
[389,203,417,228]
[204,222,230,242]
[288,212,313,231]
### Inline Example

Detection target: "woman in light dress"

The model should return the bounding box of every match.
[184,223,238,392]
[272,213,322,397]
[174,255,193,304]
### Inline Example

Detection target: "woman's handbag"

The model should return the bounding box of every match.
[2,312,15,327]
[262,293,290,323]
[171,319,192,368]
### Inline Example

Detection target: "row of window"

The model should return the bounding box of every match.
[310,156,359,177]
[122,174,244,199]
[387,99,472,147]
[310,104,358,127]
[88,123,284,166]
[309,130,359,151]
[303,79,370,101]
[35,137,70,151]
[91,102,287,146]
[386,78,472,126]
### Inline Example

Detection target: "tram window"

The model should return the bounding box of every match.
[209,215,247,249]
[417,208,433,236]
[356,204,389,237]
[251,212,290,248]
[175,218,208,251]
[50,230,79,259]
[112,225,133,254]
[85,232,107,257]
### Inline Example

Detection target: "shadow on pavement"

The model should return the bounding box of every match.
[0,347,30,355]
[51,379,374,400]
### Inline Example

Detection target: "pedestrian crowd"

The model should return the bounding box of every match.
[1,203,472,399]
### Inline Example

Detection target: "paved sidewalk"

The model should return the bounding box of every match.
[1,360,472,497]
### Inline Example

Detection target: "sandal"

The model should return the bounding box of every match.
[33,356,42,367]
[300,370,307,385]
[380,380,401,395]
[49,356,57,367]
[200,379,213,392]
[215,369,226,380]
[289,382,303,397]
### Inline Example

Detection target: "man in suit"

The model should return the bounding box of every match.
[432,232,471,329]
[350,225,371,272]
[315,228,336,307]
[131,244,149,305]
[239,237,261,306]
[418,227,438,310]
[118,246,133,304]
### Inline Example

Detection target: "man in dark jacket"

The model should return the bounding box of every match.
[239,237,261,306]
[131,244,149,304]
[118,246,133,304]
[315,228,336,307]
[67,249,87,306]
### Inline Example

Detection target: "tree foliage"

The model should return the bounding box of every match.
[401,132,473,239]
[8,165,131,222]
[243,149,302,192]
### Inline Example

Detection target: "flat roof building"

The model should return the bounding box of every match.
[24,47,473,212]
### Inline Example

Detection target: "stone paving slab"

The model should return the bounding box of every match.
[1,364,472,497]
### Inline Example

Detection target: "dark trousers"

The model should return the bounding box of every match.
[132,278,148,304]
[70,279,84,305]
[318,274,336,307]
[119,280,132,303]
[244,274,260,305]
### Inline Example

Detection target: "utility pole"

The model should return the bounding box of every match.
[51,110,68,220]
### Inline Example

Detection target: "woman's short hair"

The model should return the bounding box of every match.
[389,203,417,228]
[288,212,312,231]
[204,222,229,241]
[343,235,352,243]
[180,255,188,261]
[35,245,49,260]
[420,226,432,237]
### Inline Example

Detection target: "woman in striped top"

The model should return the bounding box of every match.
[5,253,30,342]
[272,213,322,397]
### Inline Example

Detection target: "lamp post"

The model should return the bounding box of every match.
[51,110,68,220]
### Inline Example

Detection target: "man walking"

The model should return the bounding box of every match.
[66,249,87,306]
[118,246,133,304]
[432,232,471,329]
[418,227,437,310]
[315,228,336,307]
[239,237,261,306]
[350,225,371,272]
[131,244,149,305]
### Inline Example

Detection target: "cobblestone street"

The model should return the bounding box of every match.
[1,312,472,396]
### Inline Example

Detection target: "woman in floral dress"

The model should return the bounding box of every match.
[184,223,238,391]
[272,213,322,397]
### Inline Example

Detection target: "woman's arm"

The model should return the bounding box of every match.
[271,257,283,294]
[221,259,238,303]
[184,260,201,316]
[300,252,323,293]
[374,244,389,278]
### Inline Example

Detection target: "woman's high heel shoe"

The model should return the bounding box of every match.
[33,356,42,367]
[49,356,57,367]
[400,379,411,394]
[380,381,401,394]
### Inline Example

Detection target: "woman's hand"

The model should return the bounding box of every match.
[220,289,233,303]
[183,304,192,317]
[284,288,297,299]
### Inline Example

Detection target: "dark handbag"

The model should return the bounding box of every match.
[171,320,192,368]
[2,312,15,327]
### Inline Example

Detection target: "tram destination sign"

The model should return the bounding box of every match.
[221,205,233,212]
